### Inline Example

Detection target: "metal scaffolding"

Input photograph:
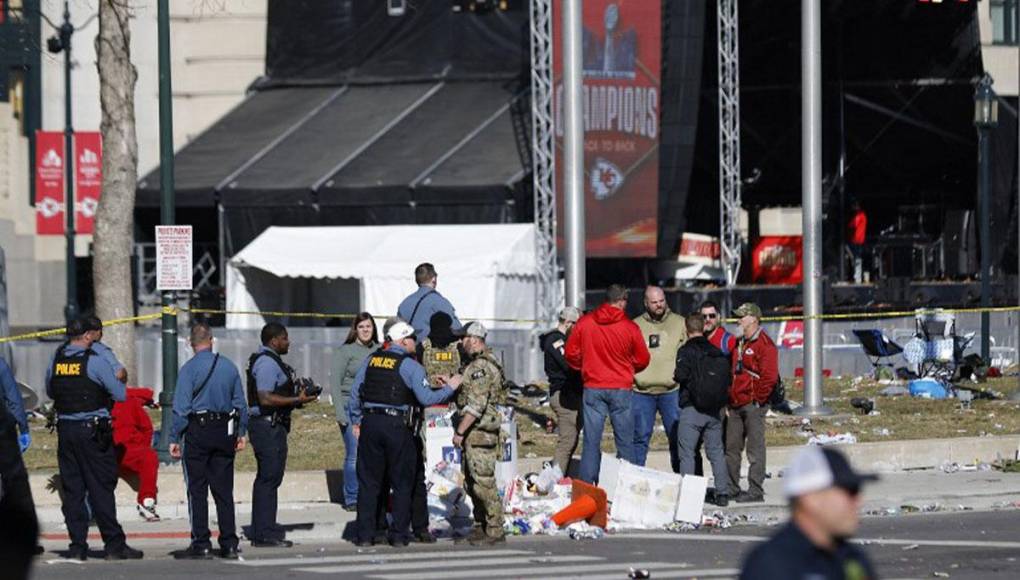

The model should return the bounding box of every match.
[718,0,743,286]
[530,0,559,324]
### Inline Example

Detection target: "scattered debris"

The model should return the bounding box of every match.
[567,521,604,540]
[902,544,920,551]
[628,568,652,579]
[808,432,857,446]
[932,572,950,578]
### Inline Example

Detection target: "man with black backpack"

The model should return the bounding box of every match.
[674,313,732,506]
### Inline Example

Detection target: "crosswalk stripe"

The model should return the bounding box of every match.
[233,549,532,567]
[613,532,1020,550]
[366,561,697,580]
[293,555,601,575]
[582,568,740,580]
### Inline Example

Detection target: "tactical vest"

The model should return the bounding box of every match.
[421,339,461,385]
[50,347,111,414]
[361,349,416,407]
[246,349,296,413]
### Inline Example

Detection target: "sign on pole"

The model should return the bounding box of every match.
[155,225,193,291]
[35,131,65,235]
[74,132,102,235]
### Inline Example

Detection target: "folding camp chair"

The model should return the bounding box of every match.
[852,329,904,379]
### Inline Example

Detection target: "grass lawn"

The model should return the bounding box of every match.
[21,377,1020,473]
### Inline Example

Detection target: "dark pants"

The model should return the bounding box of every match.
[356,413,414,543]
[1,411,38,580]
[725,403,767,496]
[57,420,126,553]
[249,416,288,542]
[377,432,429,534]
[183,417,238,550]
[677,406,729,493]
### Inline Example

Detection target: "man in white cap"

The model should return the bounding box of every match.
[739,446,878,580]
[349,321,462,547]
[540,306,583,472]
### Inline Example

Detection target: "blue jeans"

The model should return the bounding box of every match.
[340,423,358,506]
[579,388,635,484]
[631,390,680,471]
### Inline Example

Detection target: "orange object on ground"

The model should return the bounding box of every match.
[551,495,597,527]
[551,479,610,528]
[570,479,609,529]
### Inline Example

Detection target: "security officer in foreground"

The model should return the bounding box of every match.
[418,312,462,386]
[349,321,461,547]
[47,318,143,561]
[452,321,507,546]
[247,322,317,547]
[740,446,878,580]
[170,323,249,560]
[1,381,38,580]
[85,316,128,383]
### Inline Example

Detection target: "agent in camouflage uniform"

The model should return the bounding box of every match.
[451,321,505,546]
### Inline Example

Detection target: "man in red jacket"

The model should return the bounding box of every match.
[112,387,161,521]
[565,285,651,483]
[725,303,778,503]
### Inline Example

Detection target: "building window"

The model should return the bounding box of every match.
[992,0,1019,45]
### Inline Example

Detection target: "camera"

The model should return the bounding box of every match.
[295,377,323,399]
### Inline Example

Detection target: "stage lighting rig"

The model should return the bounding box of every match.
[452,1,512,14]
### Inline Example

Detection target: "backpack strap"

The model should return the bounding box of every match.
[408,290,437,327]
[192,353,220,402]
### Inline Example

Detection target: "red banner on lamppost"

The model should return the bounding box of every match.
[35,131,65,236]
[74,131,102,235]
[554,0,661,257]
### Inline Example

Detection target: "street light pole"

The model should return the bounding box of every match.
[797,0,831,417]
[154,0,178,463]
[562,0,585,309]
[974,75,998,364]
[59,1,77,325]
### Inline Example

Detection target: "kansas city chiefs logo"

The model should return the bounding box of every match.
[590,158,624,200]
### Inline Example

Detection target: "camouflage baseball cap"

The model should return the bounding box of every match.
[455,321,488,339]
[733,302,763,319]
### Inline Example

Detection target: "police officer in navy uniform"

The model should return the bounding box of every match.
[169,323,249,560]
[247,322,316,547]
[47,318,143,561]
[349,321,461,547]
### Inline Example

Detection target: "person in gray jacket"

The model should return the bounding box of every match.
[331,312,379,510]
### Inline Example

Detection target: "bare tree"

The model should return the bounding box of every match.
[93,0,138,379]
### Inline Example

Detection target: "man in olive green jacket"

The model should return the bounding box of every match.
[632,286,687,471]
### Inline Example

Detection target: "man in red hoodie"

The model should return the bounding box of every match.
[565,285,650,483]
[112,387,161,521]
[725,303,779,503]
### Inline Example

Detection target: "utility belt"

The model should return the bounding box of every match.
[255,410,291,432]
[58,416,114,451]
[365,405,422,431]
[189,410,239,431]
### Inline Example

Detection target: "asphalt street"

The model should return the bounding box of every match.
[30,510,1020,580]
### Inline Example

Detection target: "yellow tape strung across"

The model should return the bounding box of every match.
[2,305,1017,344]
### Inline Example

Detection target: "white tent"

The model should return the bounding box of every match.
[225,224,539,330]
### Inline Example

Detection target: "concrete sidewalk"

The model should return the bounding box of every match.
[35,470,1020,544]
[33,435,1020,542]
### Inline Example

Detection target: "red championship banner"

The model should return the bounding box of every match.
[554,0,661,257]
[35,131,65,235]
[74,132,102,235]
[751,236,803,285]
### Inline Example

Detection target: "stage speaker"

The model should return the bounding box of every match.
[943,210,977,278]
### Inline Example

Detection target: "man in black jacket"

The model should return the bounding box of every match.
[674,313,731,506]
[540,306,583,472]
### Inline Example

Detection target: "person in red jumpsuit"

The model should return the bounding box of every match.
[112,387,161,521]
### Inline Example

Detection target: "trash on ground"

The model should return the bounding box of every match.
[808,432,857,446]
[879,385,910,397]
[628,568,652,579]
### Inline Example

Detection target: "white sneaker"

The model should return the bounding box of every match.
[137,498,161,522]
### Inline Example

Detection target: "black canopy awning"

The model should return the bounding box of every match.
[136,79,529,209]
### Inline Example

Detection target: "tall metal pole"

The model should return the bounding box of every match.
[61,1,78,325]
[562,0,585,309]
[155,0,178,462]
[797,0,831,416]
[979,120,991,363]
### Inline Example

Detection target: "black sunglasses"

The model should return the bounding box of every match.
[704,313,719,319]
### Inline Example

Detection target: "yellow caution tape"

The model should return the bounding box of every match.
[1,304,1017,344]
